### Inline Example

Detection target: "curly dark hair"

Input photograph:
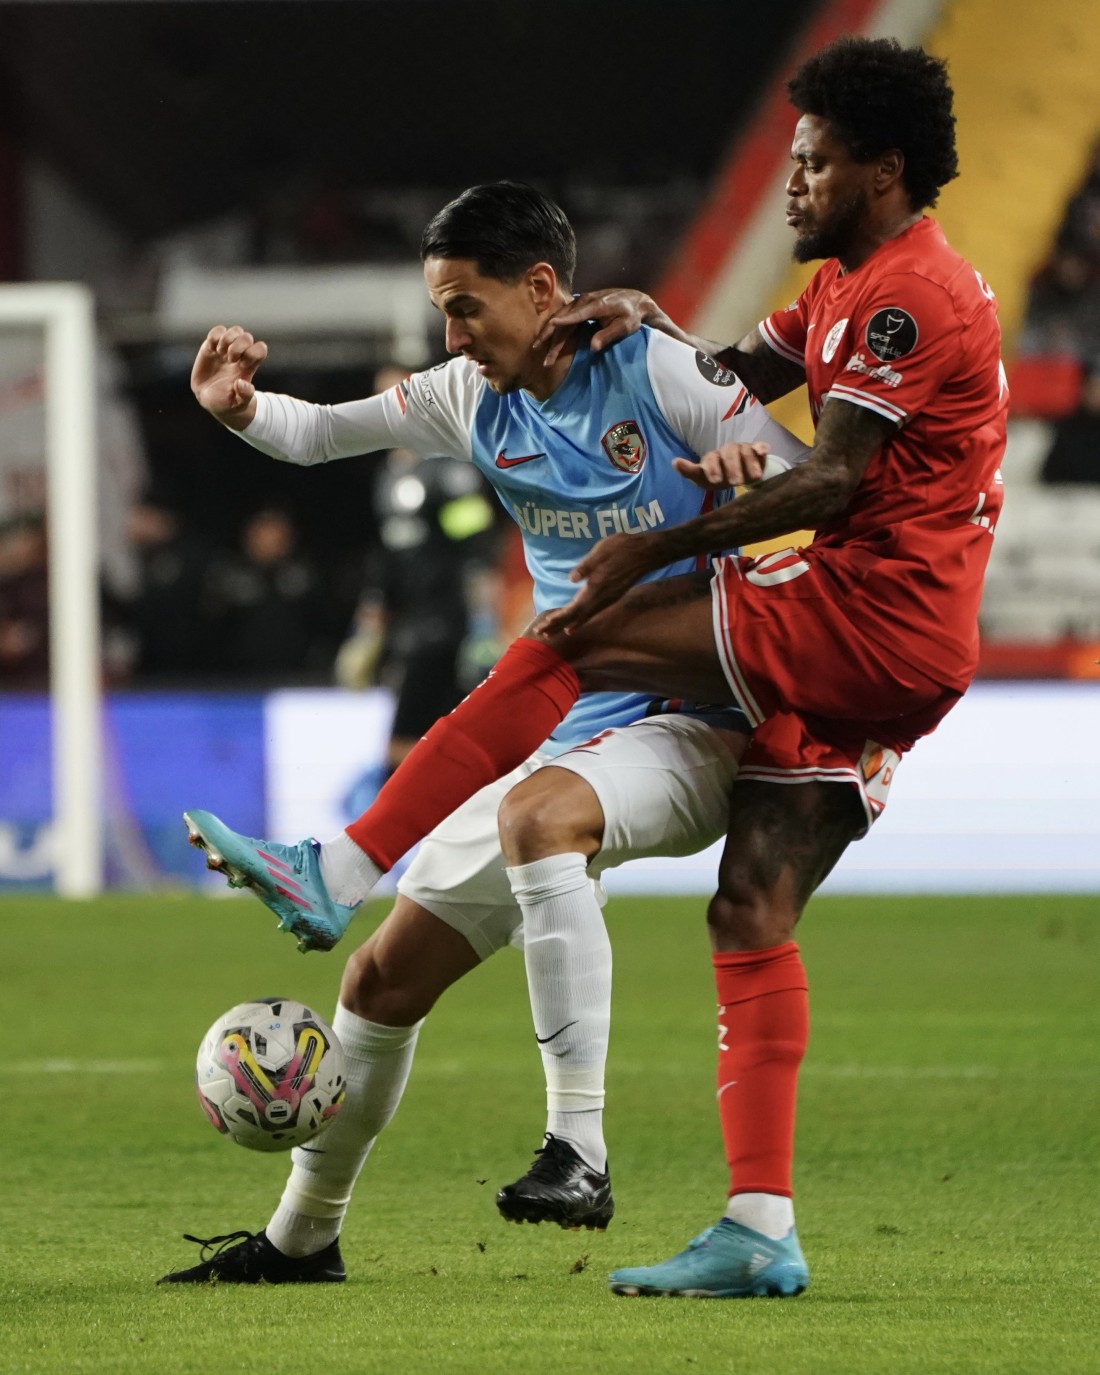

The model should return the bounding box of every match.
[787,36,959,210]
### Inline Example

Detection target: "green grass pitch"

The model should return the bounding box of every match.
[1,892,1097,1374]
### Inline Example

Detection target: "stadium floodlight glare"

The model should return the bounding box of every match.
[0,283,102,896]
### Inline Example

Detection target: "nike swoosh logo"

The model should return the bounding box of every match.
[496,449,547,469]
[535,1020,577,1045]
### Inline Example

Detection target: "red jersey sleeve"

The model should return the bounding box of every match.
[826,271,964,427]
[759,292,811,369]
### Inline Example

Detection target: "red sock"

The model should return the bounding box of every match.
[713,942,808,1198]
[346,638,580,869]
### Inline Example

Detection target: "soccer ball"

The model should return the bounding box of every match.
[195,998,346,1152]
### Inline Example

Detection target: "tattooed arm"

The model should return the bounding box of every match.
[540,399,895,632]
[710,328,809,406]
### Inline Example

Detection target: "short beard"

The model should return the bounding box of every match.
[792,189,867,263]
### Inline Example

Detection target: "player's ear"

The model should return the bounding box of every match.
[875,149,905,195]
[527,262,559,311]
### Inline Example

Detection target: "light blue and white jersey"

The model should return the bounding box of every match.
[242,326,809,751]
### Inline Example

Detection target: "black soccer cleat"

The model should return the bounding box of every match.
[157,1229,346,1285]
[496,1133,614,1231]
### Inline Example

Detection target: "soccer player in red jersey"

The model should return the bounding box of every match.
[192,37,1007,1297]
[533,36,1006,1296]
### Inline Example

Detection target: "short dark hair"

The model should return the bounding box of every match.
[420,181,577,289]
[787,36,959,210]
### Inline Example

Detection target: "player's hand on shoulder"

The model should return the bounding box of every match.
[673,441,772,490]
[536,289,659,366]
[191,325,269,430]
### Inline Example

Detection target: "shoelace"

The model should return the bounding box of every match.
[522,1133,580,1182]
[181,1230,257,1262]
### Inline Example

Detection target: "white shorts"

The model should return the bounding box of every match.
[397,714,740,960]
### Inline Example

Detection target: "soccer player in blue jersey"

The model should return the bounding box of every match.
[162,182,808,1286]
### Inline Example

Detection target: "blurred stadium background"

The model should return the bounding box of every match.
[1,0,1099,900]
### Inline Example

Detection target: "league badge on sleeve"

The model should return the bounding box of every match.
[695,352,740,387]
[865,308,918,363]
[602,420,647,473]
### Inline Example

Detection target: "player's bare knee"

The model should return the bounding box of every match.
[497,789,595,866]
[498,768,603,867]
[338,940,385,1016]
[339,939,371,996]
[338,939,426,1025]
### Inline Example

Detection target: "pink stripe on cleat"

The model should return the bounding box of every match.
[274,884,312,910]
[267,867,304,893]
[258,849,295,875]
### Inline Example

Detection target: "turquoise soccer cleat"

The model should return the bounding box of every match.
[608,1218,809,1299]
[183,809,358,953]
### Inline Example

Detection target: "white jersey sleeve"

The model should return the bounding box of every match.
[239,357,481,466]
[645,329,810,469]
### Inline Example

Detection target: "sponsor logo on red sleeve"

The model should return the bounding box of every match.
[841,352,903,388]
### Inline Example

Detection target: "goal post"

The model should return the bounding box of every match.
[0,283,102,896]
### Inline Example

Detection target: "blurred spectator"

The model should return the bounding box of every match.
[1018,246,1100,360]
[0,333,147,605]
[1018,135,1100,372]
[124,495,215,679]
[0,514,49,689]
[250,174,412,266]
[207,506,337,679]
[1055,134,1100,270]
[1039,364,1100,485]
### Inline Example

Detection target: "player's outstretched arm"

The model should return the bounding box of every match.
[536,290,805,404]
[191,325,269,431]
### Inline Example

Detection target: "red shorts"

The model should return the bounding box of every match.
[710,548,963,832]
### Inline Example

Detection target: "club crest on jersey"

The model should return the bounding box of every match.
[865,307,918,362]
[821,318,849,364]
[602,420,647,473]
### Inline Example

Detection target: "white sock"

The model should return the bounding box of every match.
[546,1110,607,1175]
[318,831,383,907]
[267,1005,421,1257]
[725,1192,796,1241]
[506,853,610,1172]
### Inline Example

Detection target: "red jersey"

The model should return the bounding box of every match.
[759,217,1007,690]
